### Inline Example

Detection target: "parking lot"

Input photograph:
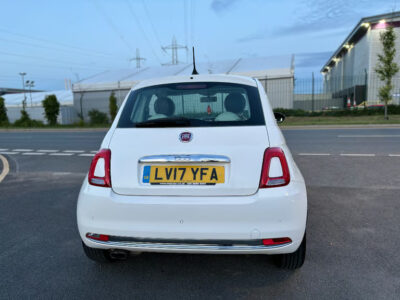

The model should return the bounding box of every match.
[1,127,399,299]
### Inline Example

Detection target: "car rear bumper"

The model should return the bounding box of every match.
[84,236,294,254]
[77,177,307,254]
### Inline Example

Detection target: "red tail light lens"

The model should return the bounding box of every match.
[86,233,109,242]
[259,147,290,188]
[262,237,292,246]
[88,149,111,187]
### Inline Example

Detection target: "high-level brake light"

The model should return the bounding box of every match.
[88,149,111,187]
[259,147,290,188]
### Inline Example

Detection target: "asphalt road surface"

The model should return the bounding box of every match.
[1,128,399,299]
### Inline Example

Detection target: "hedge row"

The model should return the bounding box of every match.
[274,105,400,117]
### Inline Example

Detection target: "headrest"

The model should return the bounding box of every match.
[224,93,246,114]
[154,97,175,116]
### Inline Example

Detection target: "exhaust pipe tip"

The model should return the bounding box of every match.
[109,249,129,261]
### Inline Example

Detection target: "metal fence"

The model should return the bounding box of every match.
[292,73,400,111]
[294,75,343,111]
[6,106,77,125]
[62,73,400,123]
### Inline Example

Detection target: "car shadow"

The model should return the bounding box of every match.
[77,252,298,298]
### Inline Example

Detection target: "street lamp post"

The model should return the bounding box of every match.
[19,72,27,109]
[26,80,35,107]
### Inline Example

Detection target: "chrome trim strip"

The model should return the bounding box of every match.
[89,240,290,251]
[139,154,231,164]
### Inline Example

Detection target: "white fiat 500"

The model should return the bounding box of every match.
[77,74,307,269]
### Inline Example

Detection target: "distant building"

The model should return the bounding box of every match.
[321,11,400,105]
[72,55,295,120]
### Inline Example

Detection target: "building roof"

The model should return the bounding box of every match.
[0,87,42,96]
[321,11,400,73]
[2,90,73,107]
[73,55,294,92]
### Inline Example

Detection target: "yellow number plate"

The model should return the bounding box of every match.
[143,165,225,184]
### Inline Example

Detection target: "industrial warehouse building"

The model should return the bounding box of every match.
[2,90,75,124]
[72,55,295,121]
[321,11,400,106]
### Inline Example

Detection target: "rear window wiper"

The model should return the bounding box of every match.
[135,117,193,127]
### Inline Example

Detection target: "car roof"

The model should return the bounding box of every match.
[132,74,258,90]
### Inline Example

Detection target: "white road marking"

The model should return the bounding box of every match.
[0,152,18,155]
[0,154,10,183]
[389,154,400,157]
[78,153,95,157]
[37,149,59,153]
[22,152,46,155]
[338,135,400,138]
[340,153,376,157]
[49,153,74,156]
[63,150,85,153]
[52,172,72,176]
[13,149,33,152]
[298,153,331,156]
[0,149,8,151]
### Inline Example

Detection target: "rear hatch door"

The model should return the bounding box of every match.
[109,126,268,196]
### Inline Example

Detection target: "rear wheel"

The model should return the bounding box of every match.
[82,242,114,263]
[275,233,306,269]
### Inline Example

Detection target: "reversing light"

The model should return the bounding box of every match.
[88,149,111,187]
[86,233,109,242]
[262,237,292,246]
[259,147,290,188]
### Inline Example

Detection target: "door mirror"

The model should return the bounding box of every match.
[274,112,285,123]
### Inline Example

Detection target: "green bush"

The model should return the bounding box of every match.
[109,91,118,122]
[14,110,44,127]
[388,105,400,114]
[74,119,85,127]
[88,109,109,125]
[42,94,60,125]
[0,96,9,125]
[273,108,309,117]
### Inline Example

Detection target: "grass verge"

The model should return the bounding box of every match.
[281,115,400,126]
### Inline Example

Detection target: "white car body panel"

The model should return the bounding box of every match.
[77,177,306,254]
[77,74,307,255]
[109,126,268,196]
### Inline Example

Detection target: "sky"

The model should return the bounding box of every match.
[0,0,397,90]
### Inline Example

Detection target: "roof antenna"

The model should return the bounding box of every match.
[191,47,199,75]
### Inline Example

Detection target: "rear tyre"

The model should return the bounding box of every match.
[82,242,114,263]
[275,233,306,269]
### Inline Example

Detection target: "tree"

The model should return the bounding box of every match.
[109,91,118,121]
[42,94,60,125]
[14,110,32,127]
[0,96,9,125]
[375,25,399,120]
[14,109,43,127]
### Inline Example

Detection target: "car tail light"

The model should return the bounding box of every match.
[88,149,111,187]
[259,147,290,188]
[86,233,109,242]
[262,237,292,246]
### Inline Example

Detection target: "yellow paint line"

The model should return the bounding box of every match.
[0,154,10,183]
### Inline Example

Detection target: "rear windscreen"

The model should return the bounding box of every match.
[117,82,265,128]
